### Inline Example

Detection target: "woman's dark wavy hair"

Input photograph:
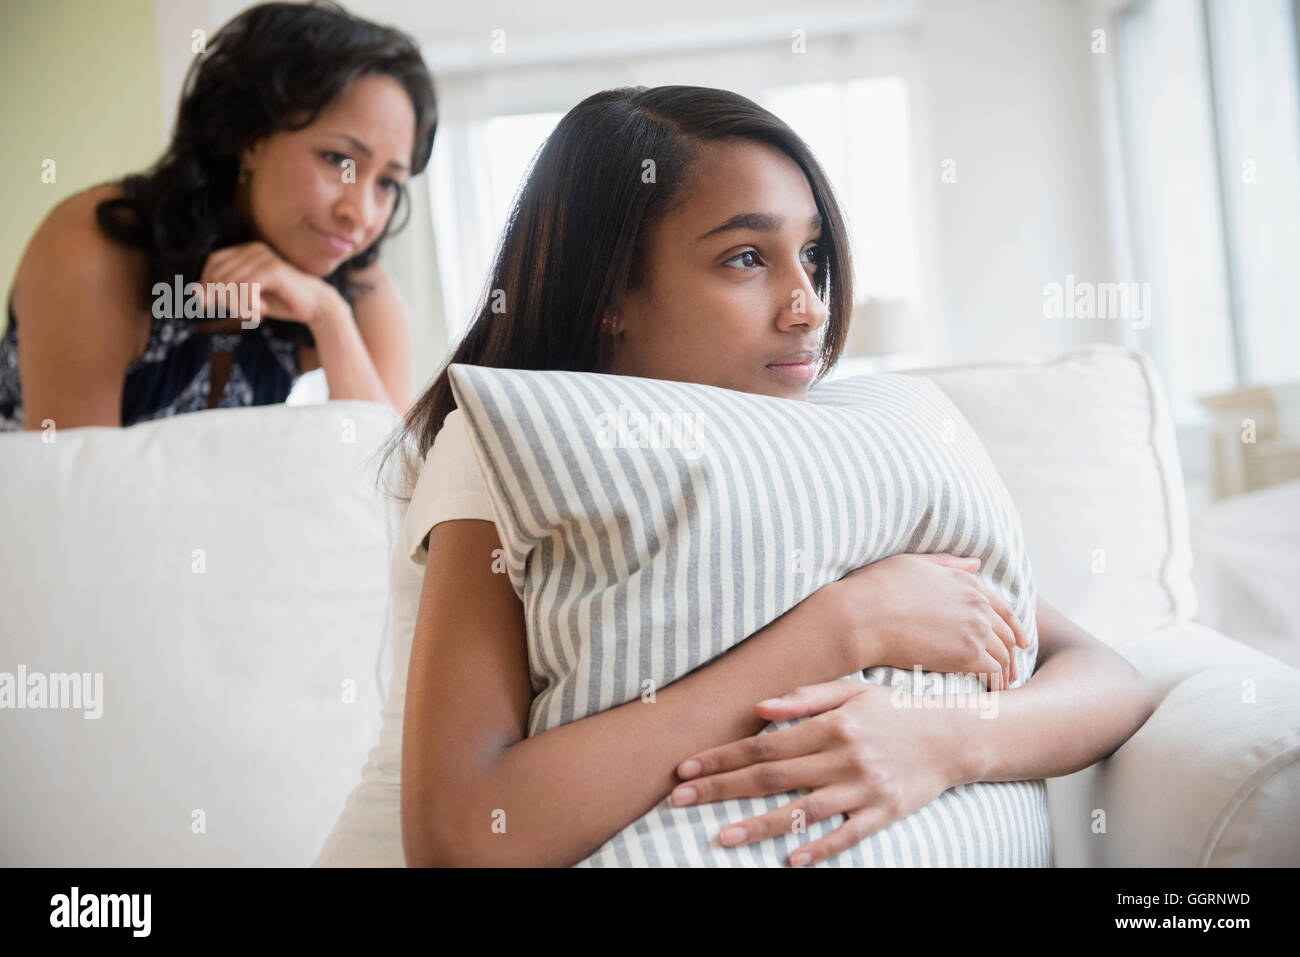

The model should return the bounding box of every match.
[95,0,437,339]
[381,85,852,499]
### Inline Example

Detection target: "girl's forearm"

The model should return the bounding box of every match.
[949,611,1156,784]
[438,585,857,867]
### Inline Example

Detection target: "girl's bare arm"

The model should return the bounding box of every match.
[949,595,1156,785]
[400,518,862,868]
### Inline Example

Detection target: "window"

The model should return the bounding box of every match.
[430,111,563,341]
[760,76,922,306]
[1117,0,1300,423]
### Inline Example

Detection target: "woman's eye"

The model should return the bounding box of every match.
[380,178,401,195]
[802,243,820,265]
[722,250,763,270]
[321,151,349,167]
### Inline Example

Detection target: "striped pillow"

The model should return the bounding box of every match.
[446,363,1053,867]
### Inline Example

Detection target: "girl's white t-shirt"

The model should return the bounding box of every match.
[401,407,496,562]
[314,407,494,867]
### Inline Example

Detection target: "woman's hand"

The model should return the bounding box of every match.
[831,553,1030,690]
[670,679,966,866]
[200,241,345,328]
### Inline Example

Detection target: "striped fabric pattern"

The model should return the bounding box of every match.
[446,363,1053,867]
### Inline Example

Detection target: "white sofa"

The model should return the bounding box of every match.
[0,400,404,866]
[2,343,1296,866]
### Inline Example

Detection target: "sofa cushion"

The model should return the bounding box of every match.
[1111,619,1298,702]
[899,344,1197,644]
[0,400,403,865]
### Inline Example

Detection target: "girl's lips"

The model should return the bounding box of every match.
[765,359,816,381]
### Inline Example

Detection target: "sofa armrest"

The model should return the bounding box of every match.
[1047,661,1300,866]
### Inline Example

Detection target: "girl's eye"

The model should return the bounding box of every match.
[722,250,763,270]
[380,178,401,195]
[321,151,349,167]
[722,246,821,271]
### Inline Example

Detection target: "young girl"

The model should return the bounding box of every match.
[0,1,436,430]
[392,85,1153,867]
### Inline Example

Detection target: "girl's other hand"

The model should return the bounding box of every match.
[828,553,1030,691]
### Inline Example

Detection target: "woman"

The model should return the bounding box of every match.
[395,86,1154,867]
[0,1,436,431]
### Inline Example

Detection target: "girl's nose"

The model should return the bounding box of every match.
[780,267,830,329]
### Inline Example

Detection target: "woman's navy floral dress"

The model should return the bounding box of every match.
[0,300,306,430]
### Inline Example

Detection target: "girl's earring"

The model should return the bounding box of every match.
[238,165,251,186]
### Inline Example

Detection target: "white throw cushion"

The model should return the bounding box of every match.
[445,362,1053,866]
[0,400,403,866]
[899,344,1197,642]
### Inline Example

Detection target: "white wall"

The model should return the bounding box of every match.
[916,0,1120,363]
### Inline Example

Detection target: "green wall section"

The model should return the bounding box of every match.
[0,0,164,329]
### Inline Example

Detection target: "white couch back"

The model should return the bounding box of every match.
[0,400,404,866]
[2,344,1197,867]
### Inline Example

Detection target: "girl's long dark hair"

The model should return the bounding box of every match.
[384,84,853,498]
[95,0,437,335]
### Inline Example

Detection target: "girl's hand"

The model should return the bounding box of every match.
[671,679,965,867]
[199,241,343,328]
[831,553,1030,690]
